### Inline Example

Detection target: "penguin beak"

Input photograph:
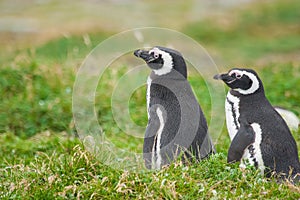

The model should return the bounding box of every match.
[213,73,236,84]
[134,49,156,63]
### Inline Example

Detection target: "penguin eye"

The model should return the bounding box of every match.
[236,74,242,79]
[150,52,160,59]
[230,72,242,79]
[154,53,161,59]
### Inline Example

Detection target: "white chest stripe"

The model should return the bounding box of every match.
[225,92,240,140]
[152,107,165,169]
[146,76,152,119]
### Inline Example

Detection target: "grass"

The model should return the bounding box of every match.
[1,0,300,199]
[0,60,72,137]
[1,132,300,199]
[183,0,300,65]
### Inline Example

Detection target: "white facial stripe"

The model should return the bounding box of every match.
[227,79,235,84]
[149,47,173,76]
[229,70,242,78]
[232,70,260,95]
[149,47,160,59]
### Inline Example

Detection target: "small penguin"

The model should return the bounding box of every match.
[214,68,300,181]
[134,46,215,169]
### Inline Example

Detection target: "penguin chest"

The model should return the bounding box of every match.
[240,123,265,174]
[225,92,240,140]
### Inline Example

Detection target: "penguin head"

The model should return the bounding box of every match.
[214,68,263,95]
[134,46,187,78]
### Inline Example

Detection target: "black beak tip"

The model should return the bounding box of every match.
[213,74,221,80]
[134,49,141,57]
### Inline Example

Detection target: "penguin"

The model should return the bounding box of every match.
[134,46,215,169]
[214,68,300,182]
[274,106,299,132]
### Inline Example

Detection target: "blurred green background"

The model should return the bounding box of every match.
[0,0,300,198]
[1,0,299,138]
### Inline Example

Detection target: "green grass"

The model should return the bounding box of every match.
[0,61,73,138]
[1,52,300,199]
[1,0,300,198]
[34,33,110,63]
[1,132,300,199]
[183,0,300,64]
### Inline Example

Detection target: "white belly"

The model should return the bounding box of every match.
[151,107,165,169]
[240,123,265,175]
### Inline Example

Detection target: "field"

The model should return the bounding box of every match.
[1,0,300,199]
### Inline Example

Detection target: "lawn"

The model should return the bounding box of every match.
[0,0,300,199]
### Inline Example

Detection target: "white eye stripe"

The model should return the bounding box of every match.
[233,70,260,95]
[236,74,242,79]
[149,47,161,58]
[229,70,243,78]
[149,47,173,76]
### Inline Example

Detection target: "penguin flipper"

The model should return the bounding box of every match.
[143,105,162,169]
[227,122,255,163]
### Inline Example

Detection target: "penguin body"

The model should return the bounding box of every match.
[214,68,300,180]
[134,46,215,169]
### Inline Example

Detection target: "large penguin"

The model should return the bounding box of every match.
[214,68,300,182]
[134,46,215,169]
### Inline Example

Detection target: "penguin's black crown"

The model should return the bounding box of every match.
[214,68,263,95]
[134,46,187,78]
